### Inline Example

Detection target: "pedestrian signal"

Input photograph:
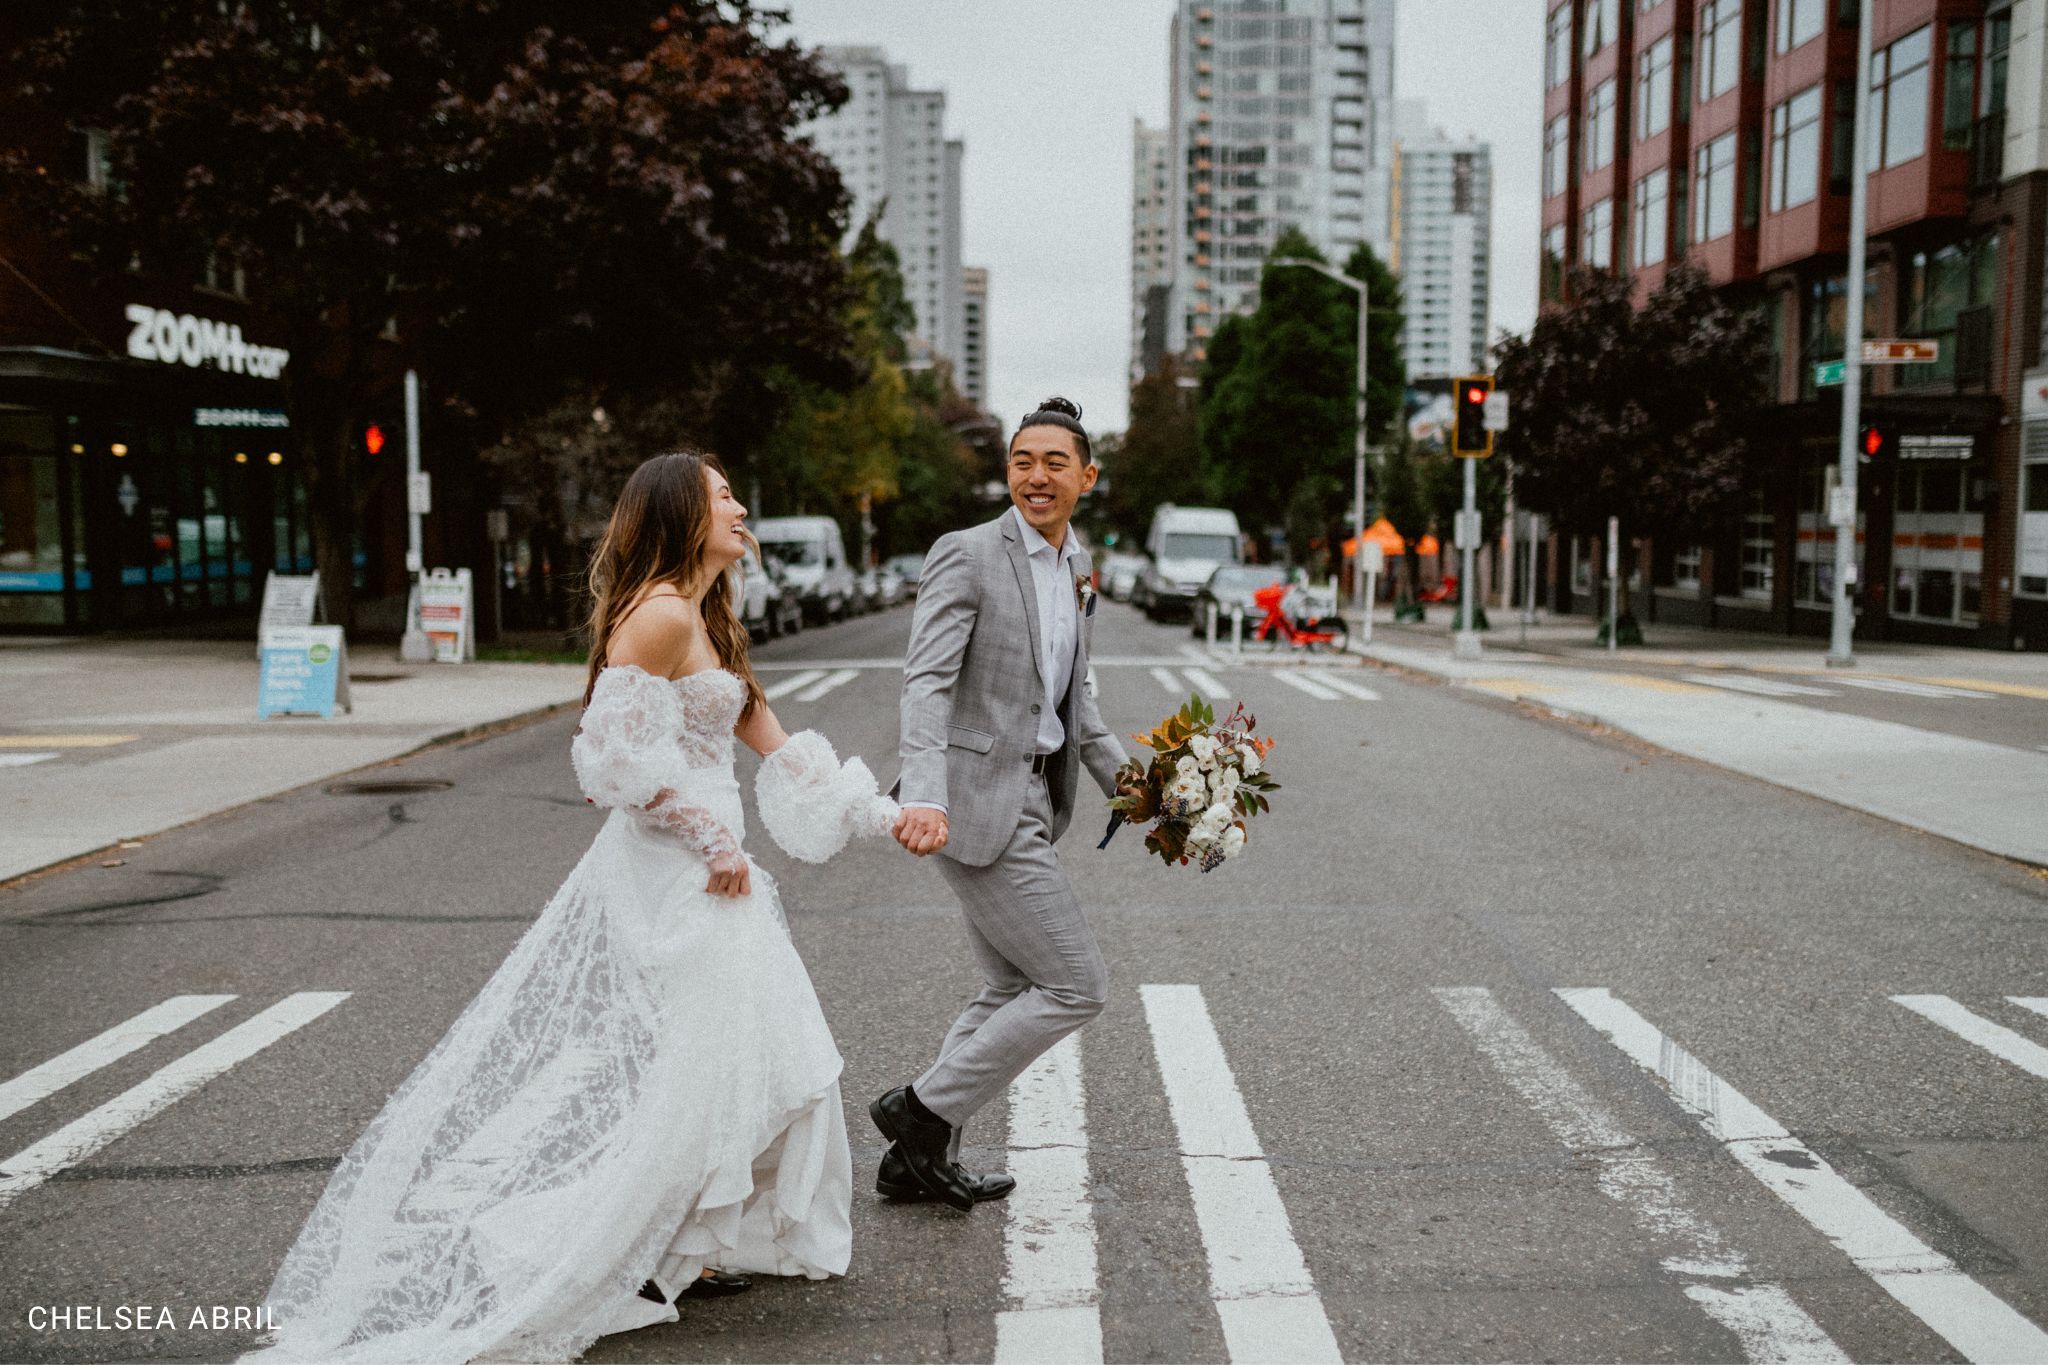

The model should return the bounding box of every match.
[1859,426,1892,460]
[364,423,387,456]
[1453,376,1494,457]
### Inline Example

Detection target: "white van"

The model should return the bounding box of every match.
[1137,505,1243,620]
[752,516,859,625]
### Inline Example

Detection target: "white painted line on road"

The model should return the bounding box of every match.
[2009,997,2048,1020]
[1182,669,1231,703]
[1433,988,1845,1362]
[796,668,860,702]
[761,670,826,700]
[1270,671,1342,701]
[1149,666,1186,696]
[994,1033,1101,1364]
[1680,674,1839,698]
[1301,669,1380,702]
[0,752,59,767]
[0,992,350,1212]
[1830,677,1998,700]
[1556,987,2048,1364]
[0,995,238,1125]
[1140,984,1342,1364]
[1892,995,2048,1082]
[751,659,903,671]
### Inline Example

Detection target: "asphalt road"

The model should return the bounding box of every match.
[1,597,2044,1364]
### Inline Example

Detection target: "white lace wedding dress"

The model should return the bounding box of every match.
[242,663,899,1364]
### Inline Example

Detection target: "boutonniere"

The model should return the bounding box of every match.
[1075,571,1097,617]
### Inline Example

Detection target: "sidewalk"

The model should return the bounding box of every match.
[0,637,586,885]
[1346,609,2048,867]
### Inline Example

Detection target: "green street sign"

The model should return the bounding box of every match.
[1814,360,1846,387]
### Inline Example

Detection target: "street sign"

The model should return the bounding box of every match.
[1482,391,1509,431]
[417,567,475,663]
[1453,509,1482,550]
[1899,433,1974,459]
[1827,486,1856,528]
[258,625,353,718]
[1814,360,1846,387]
[1864,339,1939,363]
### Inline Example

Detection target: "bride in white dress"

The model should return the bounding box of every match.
[244,451,901,1364]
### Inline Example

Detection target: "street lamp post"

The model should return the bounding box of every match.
[1829,0,1877,668]
[1271,258,1376,628]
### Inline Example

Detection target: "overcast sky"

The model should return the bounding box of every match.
[775,1,1544,434]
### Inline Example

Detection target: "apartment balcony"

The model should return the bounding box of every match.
[1954,304,1992,387]
[1970,111,2005,193]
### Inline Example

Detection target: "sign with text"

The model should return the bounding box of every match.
[1863,339,1940,364]
[258,626,352,718]
[257,573,321,657]
[418,567,474,663]
[1898,434,1975,459]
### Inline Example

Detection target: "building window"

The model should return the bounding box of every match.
[1698,0,1743,102]
[1943,23,1977,150]
[1583,196,1615,269]
[1870,26,1931,169]
[1794,464,1860,606]
[1670,543,1703,590]
[1891,461,1986,623]
[2021,426,2048,597]
[1693,131,1737,241]
[1768,86,1822,211]
[1984,11,2011,119]
[1740,491,1775,600]
[1775,0,1823,53]
[1547,3,1574,88]
[1544,114,1570,197]
[1585,79,1617,172]
[1631,169,1668,266]
[1636,36,1674,140]
[1898,233,2000,387]
[1830,77,1855,192]
[1542,223,1567,299]
[1584,0,1620,56]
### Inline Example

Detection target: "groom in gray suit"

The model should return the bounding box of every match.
[875,396,1131,1211]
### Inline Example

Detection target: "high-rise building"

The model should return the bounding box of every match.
[960,266,989,408]
[1132,120,1174,382]
[1163,0,1396,364]
[803,47,966,379]
[1536,0,2043,652]
[1392,102,1492,380]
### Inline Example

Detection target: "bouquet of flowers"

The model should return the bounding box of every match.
[1105,694,1278,872]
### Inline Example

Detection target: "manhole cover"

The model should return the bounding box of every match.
[348,672,412,683]
[325,779,454,796]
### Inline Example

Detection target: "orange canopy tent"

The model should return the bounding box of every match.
[1343,517,1438,559]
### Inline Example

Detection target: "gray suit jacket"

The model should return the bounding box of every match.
[895,511,1128,867]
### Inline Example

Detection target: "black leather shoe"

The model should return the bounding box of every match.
[876,1142,1016,1202]
[675,1269,752,1299]
[869,1087,976,1211]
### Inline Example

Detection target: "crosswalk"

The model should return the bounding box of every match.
[9,983,2043,1360]
[1681,672,2001,701]
[755,657,1383,709]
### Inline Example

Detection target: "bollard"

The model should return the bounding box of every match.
[1206,600,1218,649]
[1231,604,1243,654]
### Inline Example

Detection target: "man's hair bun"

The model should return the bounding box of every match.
[1035,396,1083,422]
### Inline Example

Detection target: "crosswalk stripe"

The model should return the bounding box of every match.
[0,992,350,1212]
[1680,673,1838,697]
[1556,987,2048,1364]
[2010,997,2048,1020]
[1831,676,1998,700]
[0,752,59,767]
[1301,669,1380,701]
[1141,984,1342,1364]
[761,669,826,700]
[1434,988,1845,1362]
[796,668,859,702]
[994,1033,1101,1363]
[1892,995,2048,1082]
[0,995,238,1125]
[1270,671,1341,700]
[1182,668,1230,703]
[1149,666,1185,696]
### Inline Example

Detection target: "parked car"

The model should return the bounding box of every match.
[752,515,858,624]
[761,553,804,637]
[862,565,904,609]
[1190,564,1289,638]
[1101,551,1147,602]
[1135,504,1244,620]
[738,546,803,642]
[882,551,926,593]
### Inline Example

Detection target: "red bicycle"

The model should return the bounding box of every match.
[1251,583,1350,653]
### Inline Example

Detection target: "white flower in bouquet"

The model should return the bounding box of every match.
[1189,734,1218,767]
[1194,801,1233,843]
[1239,745,1262,777]
[1176,754,1203,781]
[1222,824,1246,859]
[1209,766,1240,800]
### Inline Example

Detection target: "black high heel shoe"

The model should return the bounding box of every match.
[640,1269,752,1303]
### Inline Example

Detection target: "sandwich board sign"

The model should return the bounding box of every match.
[418,567,475,663]
[258,626,353,718]
[257,572,321,656]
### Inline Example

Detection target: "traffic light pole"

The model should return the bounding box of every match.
[1454,454,1480,658]
[1829,0,1876,668]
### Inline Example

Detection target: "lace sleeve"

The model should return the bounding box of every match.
[755,730,901,863]
[572,666,740,863]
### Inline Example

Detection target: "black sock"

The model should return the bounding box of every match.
[903,1084,943,1127]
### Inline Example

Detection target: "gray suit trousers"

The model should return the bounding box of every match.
[916,770,1108,1142]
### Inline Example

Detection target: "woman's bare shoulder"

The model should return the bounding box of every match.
[608,590,700,675]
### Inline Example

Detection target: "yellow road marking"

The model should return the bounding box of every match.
[0,735,139,749]
[1593,672,1714,693]
[1466,678,1562,696]
[1915,677,2048,701]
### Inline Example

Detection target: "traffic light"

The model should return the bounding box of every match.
[1859,425,1892,461]
[1453,376,1494,457]
[364,423,387,456]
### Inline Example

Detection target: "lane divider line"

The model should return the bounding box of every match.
[0,995,238,1125]
[1141,984,1343,1364]
[1892,995,2048,1082]
[761,669,826,700]
[1555,987,2048,1364]
[796,668,860,702]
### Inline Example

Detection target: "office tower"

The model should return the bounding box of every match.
[1393,102,1492,380]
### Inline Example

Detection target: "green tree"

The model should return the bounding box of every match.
[1101,354,1202,543]
[1494,263,1769,638]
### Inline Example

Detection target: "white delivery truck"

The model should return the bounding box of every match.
[752,515,859,625]
[1136,504,1244,621]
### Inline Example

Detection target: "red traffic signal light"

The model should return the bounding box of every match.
[1859,426,1891,459]
[364,423,386,455]
[1453,376,1494,456]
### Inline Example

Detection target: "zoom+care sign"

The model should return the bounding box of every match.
[125,304,291,380]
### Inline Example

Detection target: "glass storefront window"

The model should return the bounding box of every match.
[1891,459,1983,625]
[0,415,66,626]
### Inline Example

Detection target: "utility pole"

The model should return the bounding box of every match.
[1829,0,1876,667]
[1271,257,1373,627]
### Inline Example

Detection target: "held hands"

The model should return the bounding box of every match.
[892,806,948,857]
[706,851,752,898]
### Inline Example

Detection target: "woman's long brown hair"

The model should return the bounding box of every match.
[581,450,766,720]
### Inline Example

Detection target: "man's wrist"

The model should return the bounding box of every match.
[901,801,948,816]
